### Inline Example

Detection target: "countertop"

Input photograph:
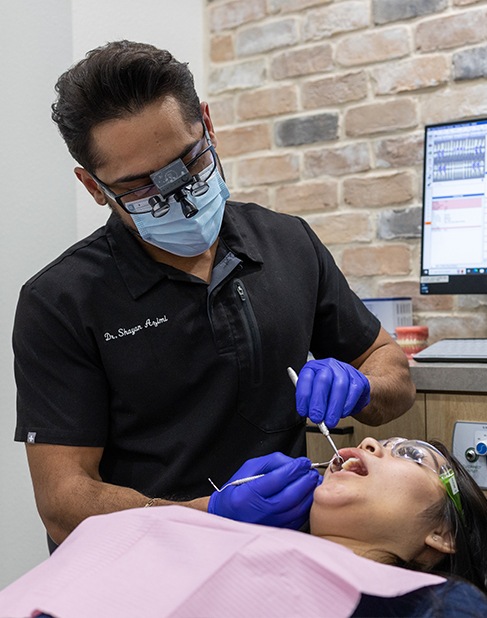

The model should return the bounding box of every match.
[409,360,487,394]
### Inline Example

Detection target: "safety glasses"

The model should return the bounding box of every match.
[380,437,464,521]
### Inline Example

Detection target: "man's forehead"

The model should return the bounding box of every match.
[90,98,200,183]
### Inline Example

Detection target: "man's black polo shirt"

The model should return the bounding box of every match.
[14,201,379,500]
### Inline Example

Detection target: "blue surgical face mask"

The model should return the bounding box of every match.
[130,169,230,257]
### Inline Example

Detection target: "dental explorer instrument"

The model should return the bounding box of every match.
[287,366,344,469]
[208,460,334,492]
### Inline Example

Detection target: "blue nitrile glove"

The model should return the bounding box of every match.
[296,358,370,428]
[208,452,321,530]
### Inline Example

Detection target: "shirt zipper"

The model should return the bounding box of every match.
[234,279,263,387]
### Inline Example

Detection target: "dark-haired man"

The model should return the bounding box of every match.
[13,41,415,548]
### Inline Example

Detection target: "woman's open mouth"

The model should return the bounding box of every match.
[330,451,368,475]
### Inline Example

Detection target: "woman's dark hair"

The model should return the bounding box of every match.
[384,441,487,594]
[424,440,487,594]
[51,40,202,171]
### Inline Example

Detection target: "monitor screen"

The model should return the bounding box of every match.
[420,118,487,294]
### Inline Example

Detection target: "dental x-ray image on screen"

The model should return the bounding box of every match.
[420,118,487,295]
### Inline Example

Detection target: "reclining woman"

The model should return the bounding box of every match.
[210,435,487,599]
[308,435,487,613]
[1,436,486,617]
[311,437,485,582]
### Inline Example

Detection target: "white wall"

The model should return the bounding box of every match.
[72,0,207,238]
[0,0,205,589]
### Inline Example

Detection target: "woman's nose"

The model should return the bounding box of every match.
[357,436,384,456]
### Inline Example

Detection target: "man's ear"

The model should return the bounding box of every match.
[425,529,456,555]
[200,101,217,148]
[74,167,107,206]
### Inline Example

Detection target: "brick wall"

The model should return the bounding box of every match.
[207,0,487,343]
[207,0,487,341]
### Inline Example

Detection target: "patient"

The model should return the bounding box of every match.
[1,436,486,617]
[210,434,487,597]
[310,436,487,595]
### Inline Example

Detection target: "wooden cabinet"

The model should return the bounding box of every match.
[426,394,487,449]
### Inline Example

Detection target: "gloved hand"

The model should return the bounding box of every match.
[296,358,370,428]
[208,452,321,530]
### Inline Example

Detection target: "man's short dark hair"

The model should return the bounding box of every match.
[51,40,202,171]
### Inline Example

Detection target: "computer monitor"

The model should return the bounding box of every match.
[420,117,487,294]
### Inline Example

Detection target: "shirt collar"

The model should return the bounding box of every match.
[106,203,263,299]
[218,202,263,264]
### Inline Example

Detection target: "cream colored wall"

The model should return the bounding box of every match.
[0,0,204,589]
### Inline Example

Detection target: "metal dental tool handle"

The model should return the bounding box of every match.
[208,462,331,493]
[287,366,344,468]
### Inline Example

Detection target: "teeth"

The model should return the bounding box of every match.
[342,457,360,470]
[329,456,343,473]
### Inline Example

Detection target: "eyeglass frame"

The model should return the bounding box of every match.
[380,437,465,522]
[90,124,217,216]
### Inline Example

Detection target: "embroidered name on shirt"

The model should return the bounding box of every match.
[104,316,168,341]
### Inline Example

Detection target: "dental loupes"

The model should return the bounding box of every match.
[287,366,344,470]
